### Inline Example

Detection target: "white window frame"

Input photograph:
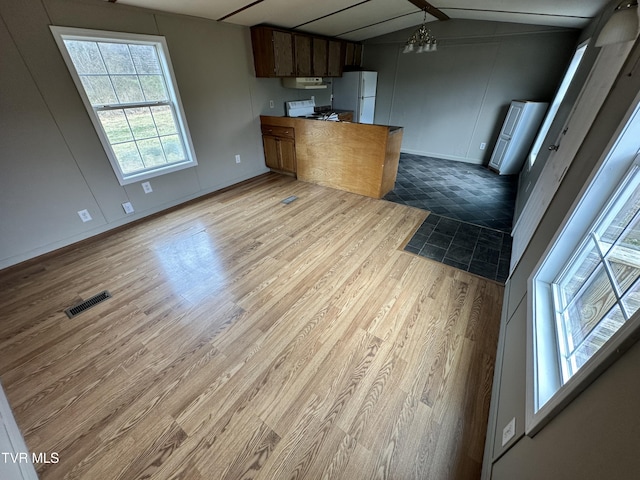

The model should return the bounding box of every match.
[528,40,589,169]
[526,90,640,437]
[50,26,198,186]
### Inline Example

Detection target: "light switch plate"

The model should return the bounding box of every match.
[502,417,516,446]
[77,209,92,222]
[122,202,134,214]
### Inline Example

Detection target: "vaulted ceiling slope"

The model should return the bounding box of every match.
[114,0,611,41]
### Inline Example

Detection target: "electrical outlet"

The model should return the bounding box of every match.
[480,142,487,150]
[78,209,92,222]
[122,202,134,214]
[311,95,315,102]
[502,417,516,446]
[269,100,274,108]
[141,181,153,193]
[235,154,241,164]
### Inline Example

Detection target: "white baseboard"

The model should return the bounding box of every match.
[400,148,485,165]
[0,169,269,271]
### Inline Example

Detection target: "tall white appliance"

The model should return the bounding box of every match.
[332,71,377,124]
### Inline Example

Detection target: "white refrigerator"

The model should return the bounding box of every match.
[332,71,377,124]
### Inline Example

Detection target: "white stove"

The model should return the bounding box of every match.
[286,99,316,117]
[286,99,339,121]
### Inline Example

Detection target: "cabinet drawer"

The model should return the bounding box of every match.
[261,125,295,139]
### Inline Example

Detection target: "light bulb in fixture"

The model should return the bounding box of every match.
[403,8,438,54]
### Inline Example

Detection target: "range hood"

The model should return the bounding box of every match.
[281,77,328,89]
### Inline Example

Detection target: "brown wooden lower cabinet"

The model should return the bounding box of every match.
[277,137,296,172]
[261,124,296,174]
[337,111,353,122]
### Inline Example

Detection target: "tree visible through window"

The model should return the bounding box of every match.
[51,27,197,185]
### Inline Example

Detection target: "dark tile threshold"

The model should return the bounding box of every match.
[405,213,511,283]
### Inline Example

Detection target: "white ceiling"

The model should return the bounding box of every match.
[114,0,612,41]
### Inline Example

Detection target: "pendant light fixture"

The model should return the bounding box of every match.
[403,9,437,53]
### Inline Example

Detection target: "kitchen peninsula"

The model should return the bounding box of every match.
[260,116,403,199]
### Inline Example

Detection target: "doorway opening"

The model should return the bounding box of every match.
[528,41,589,168]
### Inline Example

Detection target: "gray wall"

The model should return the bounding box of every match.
[485,1,640,477]
[514,11,608,220]
[363,20,579,164]
[0,0,328,269]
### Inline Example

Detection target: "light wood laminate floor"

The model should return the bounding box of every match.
[0,173,503,479]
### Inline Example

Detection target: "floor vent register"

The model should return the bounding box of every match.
[64,290,112,318]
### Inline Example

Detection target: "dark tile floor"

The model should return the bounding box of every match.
[405,213,511,283]
[385,154,518,283]
[385,154,518,232]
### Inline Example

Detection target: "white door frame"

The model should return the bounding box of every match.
[510,40,636,273]
[0,382,38,479]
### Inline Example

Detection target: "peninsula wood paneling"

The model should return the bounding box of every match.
[260,116,402,198]
[0,175,503,479]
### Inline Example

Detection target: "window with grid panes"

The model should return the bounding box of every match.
[51,27,197,185]
[528,145,640,436]
[552,163,640,381]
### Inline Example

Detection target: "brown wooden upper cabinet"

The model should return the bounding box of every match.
[251,25,351,78]
[312,38,328,77]
[327,40,343,77]
[251,26,294,77]
[272,30,294,76]
[344,42,363,68]
[294,35,312,76]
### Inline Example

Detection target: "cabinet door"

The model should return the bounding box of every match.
[251,26,275,78]
[312,38,328,77]
[279,138,297,173]
[344,42,362,67]
[345,42,355,66]
[294,35,312,76]
[273,30,294,77]
[327,40,344,77]
[502,103,524,138]
[337,111,353,122]
[353,43,362,67]
[263,136,280,169]
[489,137,510,170]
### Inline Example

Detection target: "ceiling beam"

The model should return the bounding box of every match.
[293,0,372,29]
[441,7,593,21]
[218,0,265,22]
[337,11,416,37]
[407,0,450,21]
